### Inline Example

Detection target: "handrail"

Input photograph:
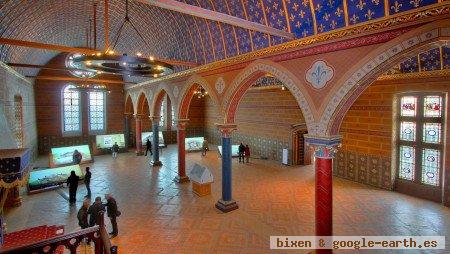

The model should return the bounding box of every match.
[0,211,117,254]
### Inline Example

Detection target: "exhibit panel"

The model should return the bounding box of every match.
[95,134,125,149]
[50,145,92,167]
[141,131,165,147]
[28,164,84,193]
[185,137,204,152]
[217,145,240,157]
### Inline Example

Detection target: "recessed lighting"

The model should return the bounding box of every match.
[153,74,158,78]
[136,52,142,57]
[149,56,155,61]
[96,52,102,56]
[122,62,127,66]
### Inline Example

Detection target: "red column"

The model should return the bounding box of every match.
[174,119,190,183]
[315,157,333,237]
[135,116,143,155]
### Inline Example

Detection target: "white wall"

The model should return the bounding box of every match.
[0,62,38,158]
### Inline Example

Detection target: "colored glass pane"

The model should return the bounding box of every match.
[421,149,440,186]
[89,91,105,131]
[63,85,81,132]
[423,123,441,144]
[401,96,416,117]
[400,122,416,141]
[399,146,415,181]
[423,96,442,117]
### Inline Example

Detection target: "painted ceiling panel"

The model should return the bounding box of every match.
[0,0,442,77]
[396,46,446,73]
[419,47,441,71]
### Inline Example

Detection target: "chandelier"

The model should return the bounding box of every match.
[71,0,173,77]
[194,86,208,99]
[69,84,110,93]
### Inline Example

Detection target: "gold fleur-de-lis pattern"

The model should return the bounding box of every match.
[347,0,384,24]
[396,46,448,73]
[313,0,346,33]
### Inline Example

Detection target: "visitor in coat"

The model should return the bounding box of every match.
[84,167,92,198]
[77,199,90,229]
[244,145,250,163]
[112,142,119,158]
[66,170,80,203]
[72,150,82,164]
[88,196,105,227]
[201,138,209,156]
[238,143,245,163]
[105,194,120,237]
[145,138,153,156]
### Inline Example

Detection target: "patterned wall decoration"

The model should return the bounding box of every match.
[334,150,392,190]
[419,47,441,71]
[393,46,449,74]
[305,60,334,89]
[399,56,419,72]
[0,0,442,76]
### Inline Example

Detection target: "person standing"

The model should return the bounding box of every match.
[112,142,119,158]
[145,138,153,156]
[84,167,92,198]
[244,145,250,163]
[201,138,208,156]
[72,149,82,165]
[88,196,105,227]
[66,170,80,203]
[77,199,90,229]
[238,143,245,163]
[105,194,119,237]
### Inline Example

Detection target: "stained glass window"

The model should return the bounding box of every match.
[63,85,81,133]
[421,149,440,186]
[424,96,442,117]
[423,123,441,144]
[171,105,175,128]
[159,97,165,128]
[88,91,105,132]
[399,146,415,181]
[400,122,416,141]
[401,96,417,117]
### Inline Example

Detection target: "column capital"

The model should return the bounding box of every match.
[176,119,189,130]
[150,115,161,122]
[216,123,237,138]
[133,114,142,120]
[304,135,342,159]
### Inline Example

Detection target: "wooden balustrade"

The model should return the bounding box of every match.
[0,212,116,254]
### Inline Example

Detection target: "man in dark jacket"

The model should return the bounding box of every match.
[238,143,245,163]
[105,194,119,237]
[145,138,152,156]
[84,167,92,198]
[87,196,105,227]
[112,142,119,158]
[66,170,80,203]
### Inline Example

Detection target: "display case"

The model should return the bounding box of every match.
[49,145,92,167]
[188,163,213,197]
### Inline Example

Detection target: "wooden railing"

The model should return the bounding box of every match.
[0,212,117,254]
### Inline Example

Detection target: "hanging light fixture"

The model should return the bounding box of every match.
[69,84,111,93]
[194,86,208,99]
[69,0,173,77]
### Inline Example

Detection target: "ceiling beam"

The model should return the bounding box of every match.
[8,63,87,73]
[26,75,136,85]
[138,0,295,39]
[0,38,199,67]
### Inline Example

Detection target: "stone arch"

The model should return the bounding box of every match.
[178,74,221,120]
[136,92,150,116]
[223,59,315,131]
[320,19,450,136]
[150,84,176,118]
[125,94,134,115]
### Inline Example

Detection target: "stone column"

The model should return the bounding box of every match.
[174,119,190,183]
[215,124,238,213]
[124,114,131,148]
[305,135,340,253]
[151,116,162,166]
[135,115,143,155]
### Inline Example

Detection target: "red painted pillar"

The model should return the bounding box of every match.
[135,116,143,155]
[174,119,190,183]
[315,157,333,237]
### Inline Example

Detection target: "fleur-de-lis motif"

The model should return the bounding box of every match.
[391,1,403,13]
[365,9,375,20]
[302,0,309,7]
[409,0,422,8]
[318,23,325,32]
[302,29,309,37]
[323,12,331,21]
[357,0,366,11]
[329,20,337,29]
[350,14,359,24]
[299,10,306,18]
[335,7,343,17]
[293,2,299,11]
[290,14,295,22]
[296,20,302,28]
[327,0,335,8]
[315,3,323,13]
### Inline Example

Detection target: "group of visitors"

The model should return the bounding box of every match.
[238,143,250,163]
[77,194,120,238]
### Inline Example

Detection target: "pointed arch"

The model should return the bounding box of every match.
[320,20,450,136]
[178,74,221,120]
[150,84,176,118]
[125,94,134,115]
[223,59,315,132]
[136,92,150,117]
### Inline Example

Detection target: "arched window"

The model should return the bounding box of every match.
[159,96,165,128]
[88,91,106,133]
[13,95,24,147]
[62,85,81,134]
[171,105,175,128]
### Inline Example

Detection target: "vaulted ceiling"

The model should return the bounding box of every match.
[0,0,440,77]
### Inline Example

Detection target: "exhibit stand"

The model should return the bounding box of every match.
[188,164,213,197]
[27,164,84,194]
[49,145,93,167]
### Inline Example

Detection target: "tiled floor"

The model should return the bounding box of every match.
[4,145,450,253]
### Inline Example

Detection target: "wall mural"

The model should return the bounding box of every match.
[305,60,334,89]
[215,77,225,94]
